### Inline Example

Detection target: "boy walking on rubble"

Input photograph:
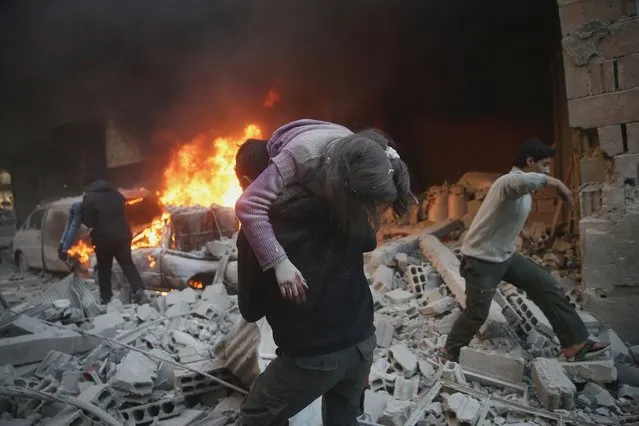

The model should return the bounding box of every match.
[439,138,609,363]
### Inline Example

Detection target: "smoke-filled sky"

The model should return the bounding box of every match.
[0,0,559,154]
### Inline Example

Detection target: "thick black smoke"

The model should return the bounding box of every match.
[0,0,559,154]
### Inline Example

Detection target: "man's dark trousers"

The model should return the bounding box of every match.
[241,334,376,426]
[95,239,145,302]
[445,253,588,358]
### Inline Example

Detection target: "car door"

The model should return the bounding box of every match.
[14,208,45,269]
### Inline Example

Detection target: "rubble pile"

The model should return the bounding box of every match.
[0,222,638,425]
[0,280,249,426]
[360,228,639,425]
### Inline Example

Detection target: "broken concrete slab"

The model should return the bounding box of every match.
[109,351,159,396]
[363,389,391,422]
[531,358,576,410]
[419,234,507,327]
[598,328,633,364]
[581,382,615,408]
[34,350,73,379]
[459,347,524,383]
[0,328,98,366]
[420,296,455,315]
[389,344,417,375]
[372,265,395,292]
[384,289,414,305]
[374,315,395,348]
[136,304,160,322]
[394,376,419,401]
[560,359,618,384]
[378,399,415,426]
[165,288,198,306]
[445,392,480,424]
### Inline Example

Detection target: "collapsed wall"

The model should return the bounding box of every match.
[558,0,639,343]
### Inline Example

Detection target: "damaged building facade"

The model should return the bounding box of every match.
[557,0,639,342]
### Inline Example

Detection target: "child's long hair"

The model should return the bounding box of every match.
[318,129,413,235]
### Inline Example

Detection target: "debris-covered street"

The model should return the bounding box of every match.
[1,216,638,425]
[1,0,639,424]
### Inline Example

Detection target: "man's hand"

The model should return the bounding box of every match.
[57,247,68,262]
[547,177,573,206]
[274,258,308,304]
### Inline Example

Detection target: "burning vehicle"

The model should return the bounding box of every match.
[87,205,240,294]
[12,189,162,273]
[71,124,263,293]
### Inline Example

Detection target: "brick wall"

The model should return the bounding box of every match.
[558,0,639,342]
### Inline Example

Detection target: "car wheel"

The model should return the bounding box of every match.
[15,252,28,273]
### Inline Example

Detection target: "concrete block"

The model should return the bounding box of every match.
[384,289,414,305]
[165,287,198,306]
[561,359,617,384]
[393,376,419,401]
[558,0,631,36]
[445,393,480,424]
[120,397,184,424]
[389,344,417,375]
[156,409,205,426]
[442,361,467,385]
[394,253,408,271]
[628,121,639,153]
[459,347,524,383]
[172,359,225,392]
[420,296,455,316]
[372,265,395,292]
[420,234,507,327]
[618,384,639,400]
[599,328,633,364]
[34,350,74,379]
[378,399,414,426]
[0,329,98,366]
[77,384,120,412]
[374,315,395,348]
[136,304,160,322]
[532,358,576,410]
[193,302,220,321]
[581,382,615,408]
[631,345,639,362]
[568,88,639,129]
[109,351,159,396]
[599,18,639,60]
[598,125,625,156]
[580,157,608,183]
[201,284,226,301]
[614,153,639,184]
[363,390,391,422]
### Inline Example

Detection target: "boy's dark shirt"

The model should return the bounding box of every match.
[236,191,376,356]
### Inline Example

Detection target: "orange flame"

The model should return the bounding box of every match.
[67,240,94,266]
[68,124,261,269]
[160,124,263,208]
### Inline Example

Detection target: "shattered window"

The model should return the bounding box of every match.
[28,209,45,230]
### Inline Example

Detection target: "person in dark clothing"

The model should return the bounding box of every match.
[82,177,149,305]
[234,140,376,426]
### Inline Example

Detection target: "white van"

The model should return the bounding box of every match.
[13,189,162,273]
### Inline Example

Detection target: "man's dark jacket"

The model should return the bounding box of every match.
[237,191,376,356]
[82,180,132,246]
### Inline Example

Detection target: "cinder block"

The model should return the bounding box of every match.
[459,347,525,383]
[374,316,395,348]
[619,54,639,90]
[558,0,631,36]
[77,384,120,412]
[598,125,625,156]
[532,358,576,410]
[614,153,639,184]
[627,121,639,154]
[599,18,639,60]
[568,88,639,128]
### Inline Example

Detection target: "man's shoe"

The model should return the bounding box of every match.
[100,296,112,305]
[133,289,150,305]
